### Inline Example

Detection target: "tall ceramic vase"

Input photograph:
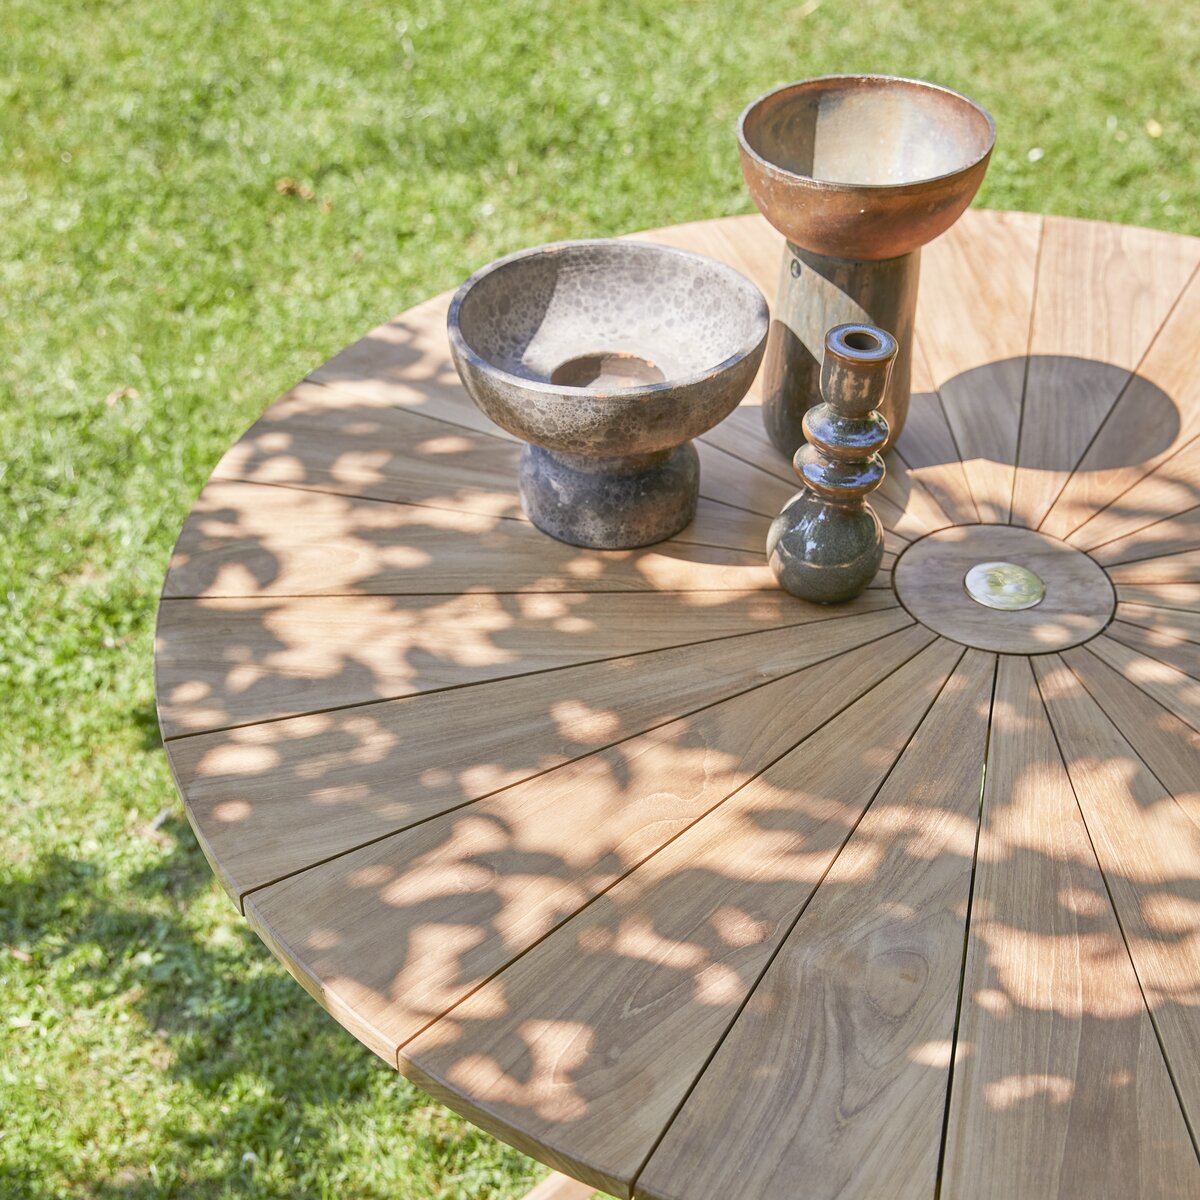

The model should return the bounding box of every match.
[737,75,995,459]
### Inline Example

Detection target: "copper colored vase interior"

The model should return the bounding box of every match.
[741,76,995,188]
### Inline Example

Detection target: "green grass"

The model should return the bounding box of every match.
[1,0,1196,1195]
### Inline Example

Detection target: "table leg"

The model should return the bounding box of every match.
[521,1170,596,1200]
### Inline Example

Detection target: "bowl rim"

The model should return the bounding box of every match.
[446,238,769,400]
[736,74,997,194]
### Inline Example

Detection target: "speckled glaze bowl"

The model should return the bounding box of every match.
[447,239,768,549]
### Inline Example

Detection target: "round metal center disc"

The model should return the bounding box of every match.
[963,561,1046,611]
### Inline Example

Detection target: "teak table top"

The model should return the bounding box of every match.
[157,210,1200,1200]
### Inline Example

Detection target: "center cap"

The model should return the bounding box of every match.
[893,525,1114,654]
[964,561,1046,611]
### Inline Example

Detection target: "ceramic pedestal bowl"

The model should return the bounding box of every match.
[447,239,769,549]
[737,75,995,457]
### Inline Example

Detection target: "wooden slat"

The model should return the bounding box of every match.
[1060,646,1200,821]
[1084,637,1200,732]
[163,479,778,598]
[155,589,898,736]
[637,650,995,1200]
[1035,655,1200,1137]
[1090,506,1200,567]
[243,626,938,1068]
[168,607,912,901]
[940,656,1196,1200]
[398,639,965,1197]
[1108,622,1200,679]
[1069,435,1200,552]
[893,335,982,527]
[308,292,504,438]
[523,1172,597,1200]
[212,380,781,551]
[1107,549,1200,584]
[1011,217,1200,530]
[1117,602,1200,646]
[1041,262,1200,540]
[1116,582,1200,611]
[914,209,1043,523]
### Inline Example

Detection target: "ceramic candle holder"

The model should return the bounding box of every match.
[737,75,995,458]
[447,239,769,549]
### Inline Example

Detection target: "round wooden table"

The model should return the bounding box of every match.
[157,210,1200,1200]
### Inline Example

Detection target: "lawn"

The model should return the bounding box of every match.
[1,0,1197,1196]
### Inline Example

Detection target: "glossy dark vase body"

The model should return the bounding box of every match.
[762,244,919,458]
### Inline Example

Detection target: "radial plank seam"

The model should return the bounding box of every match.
[1037,256,1200,539]
[627,642,970,1199]
[1060,653,1195,805]
[1033,659,1200,1162]
[160,602,901,744]
[1083,640,1200,733]
[932,654,1000,1200]
[1006,214,1047,527]
[1084,502,1200,558]
[384,635,955,1078]
[301,374,520,447]
[196,474,774,553]
[235,616,924,915]
[1117,597,1200,617]
[1114,618,1200,651]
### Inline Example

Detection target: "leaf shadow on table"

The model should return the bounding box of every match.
[152,341,1200,1199]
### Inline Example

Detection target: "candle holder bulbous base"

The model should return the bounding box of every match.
[767,493,884,604]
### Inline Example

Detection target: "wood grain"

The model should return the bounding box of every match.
[523,1172,597,1200]
[1090,506,1200,568]
[398,639,965,1197]
[1107,549,1200,584]
[893,525,1114,654]
[1116,582,1200,611]
[164,479,778,598]
[940,655,1197,1200]
[1011,217,1200,530]
[244,627,938,1069]
[1060,646,1200,809]
[1083,637,1200,732]
[914,209,1043,524]
[169,607,912,902]
[1068,434,1200,553]
[1041,261,1200,540]
[155,589,898,736]
[638,650,995,1200]
[1108,622,1200,680]
[1116,602,1200,646]
[1034,655,1200,1136]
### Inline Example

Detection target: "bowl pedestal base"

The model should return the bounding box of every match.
[519,442,699,550]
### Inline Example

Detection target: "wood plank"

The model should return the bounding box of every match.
[1116,582,1200,611]
[1034,655,1200,1140]
[168,607,913,901]
[213,380,784,544]
[890,332,981,527]
[1084,637,1200,732]
[308,291,508,439]
[915,209,1043,523]
[1069,434,1200,552]
[1117,603,1200,646]
[163,479,779,598]
[397,639,965,1197]
[1107,549,1200,584]
[1108,622,1200,679]
[1011,217,1200,530]
[523,1172,597,1200]
[1059,647,1200,825]
[1090,506,1200,567]
[940,655,1196,1200]
[243,626,939,1069]
[155,589,899,736]
[637,650,995,1200]
[1041,262,1200,540]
